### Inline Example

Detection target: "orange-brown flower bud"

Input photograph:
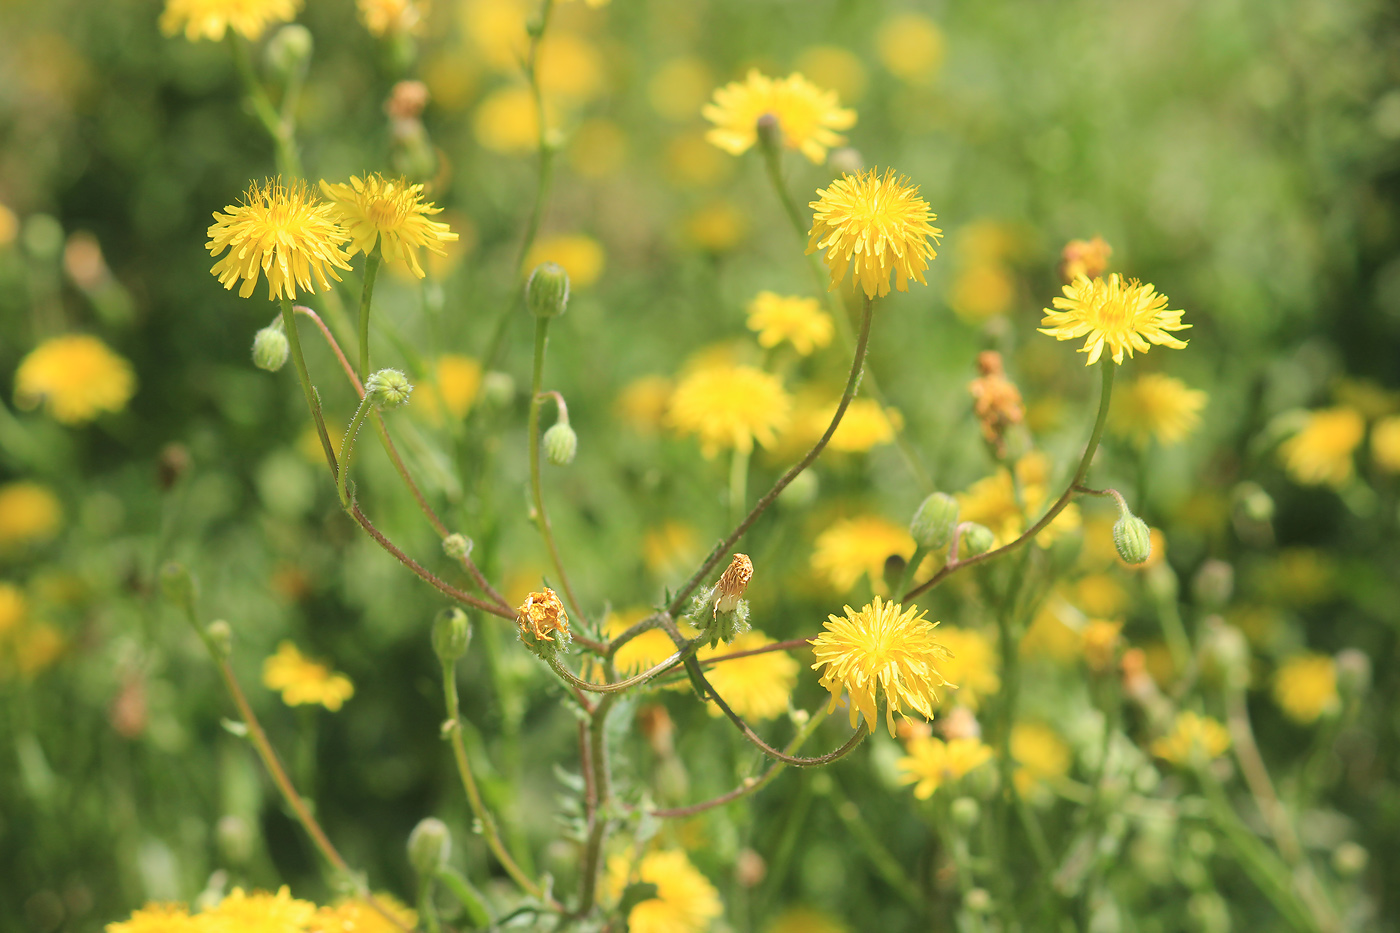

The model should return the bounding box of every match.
[517,588,571,645]
[968,351,1024,457]
[714,553,753,617]
[1059,236,1112,284]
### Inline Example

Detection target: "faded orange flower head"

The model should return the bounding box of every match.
[517,588,570,643]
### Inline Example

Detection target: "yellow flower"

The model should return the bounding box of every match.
[702,69,856,164]
[934,626,1000,709]
[0,202,17,247]
[262,642,355,712]
[435,354,481,419]
[698,630,798,721]
[15,335,136,424]
[319,174,457,278]
[603,609,680,678]
[642,520,699,578]
[1280,407,1365,487]
[1060,236,1113,283]
[746,293,833,355]
[875,12,945,84]
[825,399,901,453]
[811,515,915,595]
[795,46,868,104]
[473,85,550,153]
[1021,600,1081,663]
[14,623,65,678]
[1110,373,1207,447]
[524,234,605,288]
[461,0,529,70]
[810,596,951,736]
[106,902,199,933]
[160,0,300,41]
[357,0,423,36]
[605,849,722,933]
[200,887,316,933]
[649,57,716,121]
[536,34,607,104]
[0,482,62,547]
[950,263,1015,321]
[666,364,792,457]
[807,169,942,299]
[0,583,25,636]
[1151,711,1230,766]
[897,735,994,799]
[309,894,418,933]
[1373,415,1400,473]
[957,470,1022,546]
[1011,721,1071,794]
[684,200,749,252]
[1080,619,1123,673]
[1272,654,1339,725]
[207,179,351,301]
[618,376,673,433]
[1039,274,1190,365]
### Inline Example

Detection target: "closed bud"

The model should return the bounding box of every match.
[1199,618,1248,690]
[911,492,958,549]
[432,608,471,663]
[951,796,980,829]
[543,422,577,465]
[159,561,198,611]
[1192,560,1233,609]
[206,620,233,657]
[1113,512,1152,565]
[252,325,290,372]
[480,371,515,408]
[1335,648,1371,698]
[365,368,414,410]
[265,24,314,78]
[778,470,819,511]
[407,817,451,877]
[216,815,256,865]
[1332,841,1368,878]
[965,888,992,914]
[828,147,864,176]
[442,533,472,561]
[526,262,570,318]
[960,523,995,557]
[755,112,781,150]
[1233,481,1274,523]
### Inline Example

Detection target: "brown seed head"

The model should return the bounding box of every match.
[1059,235,1112,284]
[968,351,1024,456]
[714,553,753,616]
[517,588,570,643]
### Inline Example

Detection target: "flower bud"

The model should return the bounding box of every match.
[442,533,472,561]
[755,112,782,150]
[1191,560,1233,610]
[960,523,995,557]
[1113,512,1152,565]
[1233,481,1274,523]
[159,561,198,612]
[910,492,958,549]
[365,368,414,410]
[265,24,314,78]
[480,371,515,408]
[517,588,572,658]
[1199,618,1248,690]
[828,147,864,176]
[778,470,819,511]
[543,422,577,465]
[1332,841,1368,878]
[951,796,980,830]
[1335,648,1371,698]
[206,620,233,657]
[965,889,992,914]
[407,817,451,877]
[251,325,290,372]
[216,814,256,865]
[526,262,570,318]
[432,608,471,663]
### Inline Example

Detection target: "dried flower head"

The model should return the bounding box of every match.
[1059,235,1112,283]
[714,553,753,616]
[517,588,570,643]
[320,173,457,278]
[967,351,1023,456]
[160,0,301,42]
[703,70,856,164]
[207,179,352,301]
[807,168,942,299]
[1039,273,1190,365]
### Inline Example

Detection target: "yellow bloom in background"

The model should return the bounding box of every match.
[1059,236,1113,283]
[1040,274,1190,365]
[746,293,833,355]
[795,46,868,104]
[666,364,792,457]
[642,520,699,579]
[0,482,62,548]
[1372,415,1400,473]
[460,0,529,71]
[1280,407,1365,487]
[950,264,1015,322]
[605,850,722,933]
[106,902,199,933]
[811,515,915,595]
[664,131,734,188]
[435,355,481,419]
[14,335,135,424]
[0,202,17,247]
[473,85,549,153]
[604,609,678,677]
[1109,373,1207,446]
[569,118,628,178]
[957,469,1022,546]
[15,623,66,678]
[207,179,352,301]
[525,234,605,288]
[934,626,1000,709]
[1021,600,1081,663]
[1081,619,1123,672]
[824,399,901,453]
[683,200,749,252]
[698,630,798,720]
[1273,654,1339,725]
[0,584,25,635]
[201,887,317,931]
[1151,711,1230,766]
[807,169,942,299]
[875,12,945,84]
[897,735,994,799]
[810,596,951,735]
[1073,573,1128,617]
[768,907,849,933]
[1011,721,1071,794]
[160,0,300,41]
[262,642,354,711]
[536,34,607,104]
[703,70,856,164]
[648,56,715,121]
[357,0,424,37]
[320,174,457,278]
[310,895,418,933]
[617,376,673,434]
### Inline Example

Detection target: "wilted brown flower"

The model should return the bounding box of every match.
[714,553,753,616]
[968,351,1024,457]
[1059,235,1112,283]
[517,588,570,643]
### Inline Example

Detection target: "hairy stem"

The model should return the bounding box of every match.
[357,245,382,380]
[279,298,338,478]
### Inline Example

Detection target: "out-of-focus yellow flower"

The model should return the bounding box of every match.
[683,200,748,252]
[525,234,605,287]
[957,470,1029,547]
[824,399,902,453]
[207,179,351,301]
[617,376,673,433]
[0,584,25,636]
[1081,619,1123,673]
[1021,602,1081,663]
[1110,373,1207,447]
[262,642,354,712]
[1059,236,1112,283]
[667,364,791,457]
[642,520,699,579]
[1373,415,1400,473]
[0,203,17,247]
[105,903,199,932]
[0,482,62,548]
[201,887,317,930]
[796,46,867,104]
[357,0,424,36]
[1151,711,1230,766]
[934,626,1000,709]
[310,894,418,933]
[14,335,135,424]
[1073,574,1128,617]
[1011,721,1071,794]
[160,0,300,41]
[602,608,675,678]
[648,57,715,121]
[433,355,481,420]
[742,294,827,356]
[897,735,994,799]
[767,907,849,933]
[319,174,457,278]
[950,264,1015,322]
[811,515,915,595]
[537,33,606,103]
[698,630,798,720]
[460,0,529,71]
[808,169,941,299]
[14,623,65,678]
[569,119,628,178]
[1280,407,1365,487]
[876,12,945,84]
[703,70,856,164]
[605,850,722,933]
[664,131,734,188]
[811,597,950,735]
[1040,274,1190,366]
[1273,654,1339,725]
[473,85,554,153]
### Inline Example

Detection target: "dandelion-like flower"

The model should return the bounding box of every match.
[199,887,317,932]
[1059,236,1112,283]
[1039,273,1190,365]
[666,363,792,457]
[207,179,352,301]
[933,626,1000,710]
[807,169,942,299]
[262,642,355,712]
[746,292,833,355]
[1272,654,1339,725]
[1109,373,1207,447]
[897,735,994,799]
[319,174,456,278]
[1080,619,1123,673]
[1373,415,1400,473]
[698,630,798,721]
[517,588,570,643]
[105,902,198,933]
[820,399,902,454]
[15,335,136,424]
[1280,407,1365,487]
[357,0,424,37]
[160,0,301,41]
[810,596,952,736]
[605,849,722,933]
[1151,710,1230,766]
[0,482,62,548]
[1011,721,1072,793]
[310,894,418,933]
[811,515,914,595]
[703,70,856,164]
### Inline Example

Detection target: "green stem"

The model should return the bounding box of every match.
[228,35,302,178]
[337,395,373,507]
[728,445,750,527]
[279,298,338,479]
[827,779,924,911]
[358,245,383,379]
[896,545,930,600]
[576,693,616,916]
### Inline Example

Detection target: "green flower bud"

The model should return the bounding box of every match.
[480,371,515,408]
[265,24,314,78]
[910,492,958,548]
[1199,618,1248,690]
[442,533,472,561]
[960,523,995,557]
[252,325,290,372]
[432,608,471,663]
[965,888,992,914]
[1191,559,1233,609]
[1332,841,1368,878]
[206,620,233,657]
[1335,648,1371,698]
[1233,481,1274,524]
[951,796,980,829]
[216,814,256,866]
[526,262,570,318]
[778,470,819,511]
[1113,512,1152,565]
[407,817,451,877]
[755,112,782,151]
[159,561,198,611]
[543,422,577,465]
[365,368,414,410]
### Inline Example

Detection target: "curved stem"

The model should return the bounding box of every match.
[576,692,616,916]
[337,395,373,507]
[357,245,383,379]
[546,636,703,695]
[279,298,338,478]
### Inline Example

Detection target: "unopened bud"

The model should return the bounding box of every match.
[828,147,864,176]
[911,492,959,549]
[265,24,313,78]
[216,815,255,865]
[432,608,471,663]
[1200,619,1248,690]
[526,262,570,318]
[1192,560,1233,609]
[159,562,198,611]
[965,888,992,914]
[1332,841,1368,878]
[960,523,995,557]
[480,371,515,408]
[365,369,414,410]
[206,620,233,657]
[755,112,781,150]
[407,817,451,877]
[1335,648,1371,698]
[543,422,577,465]
[1233,481,1275,524]
[442,533,472,561]
[778,470,819,511]
[252,325,290,372]
[1113,512,1152,565]
[951,796,980,829]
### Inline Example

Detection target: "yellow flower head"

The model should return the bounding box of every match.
[957,466,1082,551]
[200,887,316,932]
[897,735,993,799]
[875,13,945,84]
[1011,721,1071,793]
[767,907,850,933]
[1372,415,1400,473]
[1059,236,1113,283]
[702,69,856,164]
[1040,273,1190,365]
[617,376,673,434]
[1272,654,1339,725]
[1151,710,1230,766]
[319,174,456,278]
[603,609,681,678]
[810,596,951,736]
[357,0,424,37]
[106,903,198,933]
[1280,407,1365,487]
[15,335,136,424]
[524,234,606,288]
[160,0,300,41]
[807,169,942,299]
[746,292,833,356]
[1110,373,1207,447]
[1080,619,1123,673]
[310,894,418,933]
[605,849,722,933]
[698,630,798,721]
[434,354,481,419]
[933,626,1000,710]
[811,515,914,595]
[0,583,26,636]
[824,399,902,453]
[666,363,792,457]
[207,179,352,301]
[262,642,355,712]
[0,482,62,547]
